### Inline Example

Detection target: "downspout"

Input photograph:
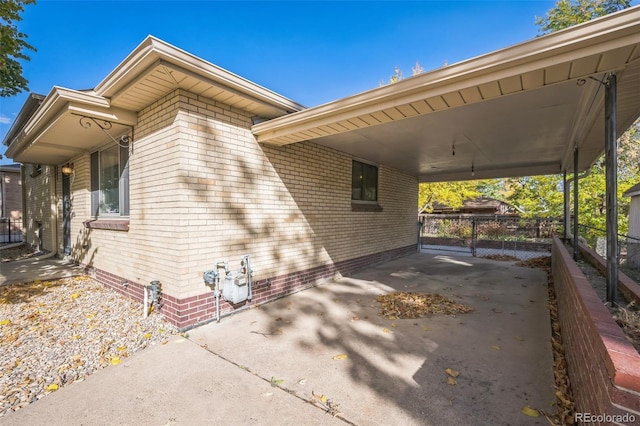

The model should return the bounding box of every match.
[50,165,59,257]
[20,165,26,235]
[1,171,6,218]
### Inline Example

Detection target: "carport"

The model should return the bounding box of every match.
[253,7,640,303]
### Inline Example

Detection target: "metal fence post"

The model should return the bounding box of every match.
[471,218,477,257]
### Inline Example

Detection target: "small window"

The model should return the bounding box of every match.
[351,160,378,202]
[91,144,129,217]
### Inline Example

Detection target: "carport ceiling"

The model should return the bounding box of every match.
[252,7,640,182]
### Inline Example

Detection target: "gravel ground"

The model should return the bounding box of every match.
[0,275,178,417]
[575,258,640,353]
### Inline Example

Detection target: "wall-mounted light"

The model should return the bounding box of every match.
[61,163,74,175]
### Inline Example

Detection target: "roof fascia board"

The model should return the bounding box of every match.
[96,35,305,114]
[5,87,131,160]
[252,6,640,142]
[1,93,45,147]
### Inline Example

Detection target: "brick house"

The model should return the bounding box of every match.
[2,37,418,328]
[3,9,640,329]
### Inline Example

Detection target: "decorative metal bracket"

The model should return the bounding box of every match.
[74,114,134,152]
[576,74,611,87]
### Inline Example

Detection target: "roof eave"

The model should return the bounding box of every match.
[95,35,306,115]
[252,5,640,143]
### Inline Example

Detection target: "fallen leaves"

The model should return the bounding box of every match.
[445,368,459,385]
[521,405,540,417]
[312,391,342,418]
[376,292,473,319]
[332,354,348,361]
[445,368,459,377]
[0,275,178,416]
[481,254,519,261]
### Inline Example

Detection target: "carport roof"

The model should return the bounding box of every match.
[253,6,640,182]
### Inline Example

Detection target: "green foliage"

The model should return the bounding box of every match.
[0,0,36,97]
[535,0,630,35]
[504,175,564,218]
[412,0,639,246]
[418,180,479,213]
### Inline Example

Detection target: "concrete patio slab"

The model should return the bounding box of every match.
[0,258,85,287]
[188,252,555,425]
[1,335,342,426]
[1,252,555,425]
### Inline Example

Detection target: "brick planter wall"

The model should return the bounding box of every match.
[87,244,416,330]
[551,238,640,423]
[577,243,640,307]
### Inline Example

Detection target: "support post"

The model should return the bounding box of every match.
[605,73,618,304]
[573,148,579,261]
[563,171,568,241]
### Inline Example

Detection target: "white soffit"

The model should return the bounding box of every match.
[252,6,640,182]
[96,36,305,118]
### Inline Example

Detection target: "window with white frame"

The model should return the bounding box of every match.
[351,159,378,202]
[90,144,129,217]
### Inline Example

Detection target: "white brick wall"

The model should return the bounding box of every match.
[58,88,418,301]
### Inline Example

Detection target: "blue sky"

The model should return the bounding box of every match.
[1,0,633,164]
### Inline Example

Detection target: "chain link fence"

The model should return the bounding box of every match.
[420,215,563,260]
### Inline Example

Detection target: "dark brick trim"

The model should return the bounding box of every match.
[551,238,640,419]
[351,202,383,212]
[85,244,416,330]
[83,219,130,231]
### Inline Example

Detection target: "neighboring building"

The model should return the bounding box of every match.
[624,183,640,268]
[0,164,23,243]
[430,196,516,215]
[2,37,418,328]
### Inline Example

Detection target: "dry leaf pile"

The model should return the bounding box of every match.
[614,303,640,353]
[376,292,473,319]
[0,276,177,417]
[0,244,41,263]
[481,254,519,261]
[516,256,551,270]
[519,255,575,424]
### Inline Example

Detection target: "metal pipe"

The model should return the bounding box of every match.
[143,286,149,318]
[215,275,220,323]
[605,73,618,304]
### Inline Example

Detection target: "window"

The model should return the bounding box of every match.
[351,160,378,202]
[91,144,129,217]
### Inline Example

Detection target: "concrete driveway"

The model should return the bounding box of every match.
[3,252,555,425]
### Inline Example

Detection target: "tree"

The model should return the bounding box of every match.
[1,0,36,97]
[535,0,630,35]
[525,0,637,242]
[418,181,479,214]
